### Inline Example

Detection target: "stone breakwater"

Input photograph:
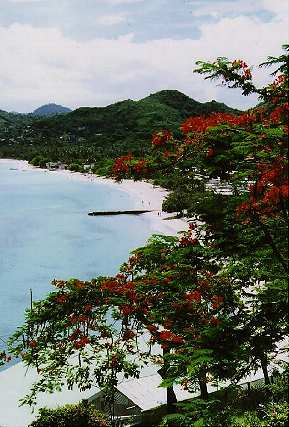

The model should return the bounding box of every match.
[88,209,154,216]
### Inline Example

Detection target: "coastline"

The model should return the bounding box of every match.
[0,158,188,236]
[0,158,188,426]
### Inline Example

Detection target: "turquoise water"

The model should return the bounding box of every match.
[0,160,153,351]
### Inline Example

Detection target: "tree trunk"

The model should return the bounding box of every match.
[199,369,209,400]
[160,348,178,414]
[260,355,270,385]
[167,386,178,414]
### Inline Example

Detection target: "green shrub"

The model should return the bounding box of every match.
[29,401,110,427]
[69,162,83,172]
[230,411,262,427]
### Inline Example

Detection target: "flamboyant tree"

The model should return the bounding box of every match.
[8,228,245,410]
[4,46,288,421]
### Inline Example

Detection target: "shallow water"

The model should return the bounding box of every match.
[0,161,154,350]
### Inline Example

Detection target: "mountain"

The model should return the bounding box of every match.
[32,103,72,117]
[31,90,239,135]
[0,90,241,163]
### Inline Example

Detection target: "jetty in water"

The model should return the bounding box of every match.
[88,210,154,216]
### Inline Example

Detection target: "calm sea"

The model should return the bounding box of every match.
[0,160,154,354]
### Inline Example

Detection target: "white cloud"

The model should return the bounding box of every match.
[191,0,288,21]
[0,6,287,112]
[105,0,144,4]
[191,0,260,18]
[6,0,44,3]
[95,13,127,26]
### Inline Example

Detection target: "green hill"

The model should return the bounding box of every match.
[31,90,239,136]
[0,90,240,164]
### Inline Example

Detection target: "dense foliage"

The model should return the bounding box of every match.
[2,46,288,426]
[160,373,288,427]
[29,401,110,427]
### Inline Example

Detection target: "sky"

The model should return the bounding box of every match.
[0,0,288,112]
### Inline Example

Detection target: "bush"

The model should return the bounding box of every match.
[29,401,110,427]
[31,156,48,168]
[69,162,83,172]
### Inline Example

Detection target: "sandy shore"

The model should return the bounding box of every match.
[0,158,188,236]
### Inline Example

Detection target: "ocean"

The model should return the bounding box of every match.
[0,160,156,354]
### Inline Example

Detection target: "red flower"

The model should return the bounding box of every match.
[84,304,93,312]
[210,316,221,327]
[115,273,127,280]
[74,336,90,349]
[186,290,202,303]
[198,279,211,289]
[55,294,69,304]
[159,330,184,344]
[280,184,289,199]
[28,340,37,349]
[119,304,134,316]
[181,111,257,134]
[152,130,172,146]
[133,159,148,174]
[207,148,215,158]
[68,328,82,341]
[179,231,199,247]
[122,329,136,341]
[147,324,158,334]
[263,186,281,204]
[111,354,120,368]
[211,295,224,309]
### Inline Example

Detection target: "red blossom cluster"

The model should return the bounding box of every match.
[55,294,69,304]
[179,228,199,247]
[270,74,287,90]
[210,316,221,327]
[185,290,202,303]
[198,279,211,290]
[237,158,288,217]
[28,340,37,349]
[133,159,148,174]
[112,153,133,177]
[68,328,90,349]
[122,329,136,341]
[100,279,137,303]
[269,103,289,124]
[68,313,89,325]
[163,150,173,158]
[232,59,252,80]
[207,147,216,158]
[71,280,87,289]
[181,112,256,134]
[159,330,184,344]
[119,304,135,316]
[152,130,173,146]
[211,295,224,309]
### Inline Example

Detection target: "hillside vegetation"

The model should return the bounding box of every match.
[0,90,239,166]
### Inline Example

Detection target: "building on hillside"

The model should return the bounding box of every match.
[88,374,194,425]
[83,164,95,171]
[46,162,66,170]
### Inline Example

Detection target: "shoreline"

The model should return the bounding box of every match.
[0,158,188,236]
[0,158,188,426]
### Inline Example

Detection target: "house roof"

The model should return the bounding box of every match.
[89,373,197,412]
[117,374,193,411]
